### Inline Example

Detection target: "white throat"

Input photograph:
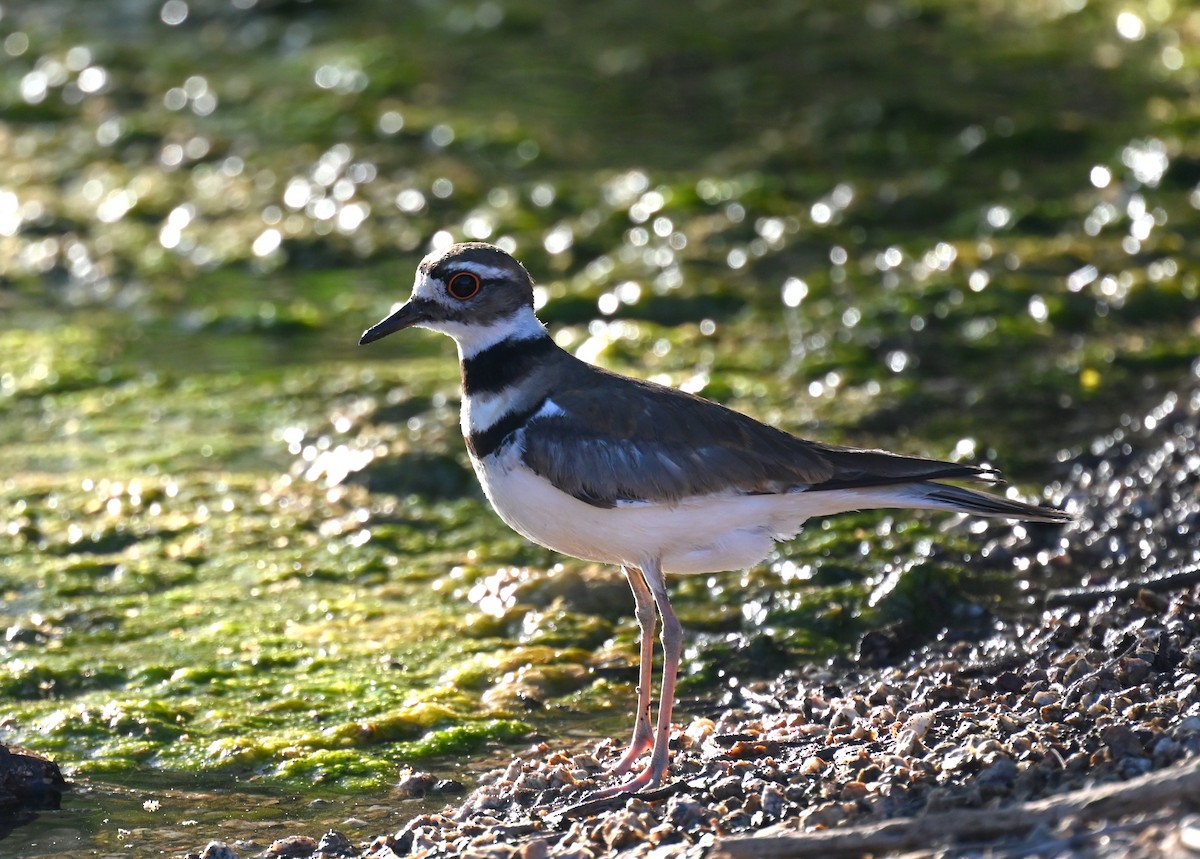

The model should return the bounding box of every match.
[432,307,547,359]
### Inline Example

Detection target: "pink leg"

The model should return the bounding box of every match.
[602,566,656,778]
[593,559,681,797]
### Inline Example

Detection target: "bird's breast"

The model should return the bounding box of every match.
[465,439,818,575]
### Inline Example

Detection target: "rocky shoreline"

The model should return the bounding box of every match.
[176,575,1200,858]
[174,375,1200,857]
[194,568,1198,858]
[9,368,1195,857]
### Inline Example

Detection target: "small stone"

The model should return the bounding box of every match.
[199,842,239,859]
[545,764,582,789]
[1062,657,1095,685]
[265,835,318,858]
[839,781,868,801]
[710,775,742,800]
[1178,716,1200,735]
[647,822,676,845]
[760,782,785,818]
[994,672,1026,693]
[1151,735,1182,764]
[600,813,647,851]
[316,830,353,856]
[554,849,598,859]
[570,753,602,770]
[365,846,402,859]
[801,755,825,775]
[995,713,1022,733]
[518,839,550,859]
[396,770,437,797]
[1101,724,1146,757]
[1178,815,1200,851]
[799,802,845,828]
[1031,690,1060,707]
[681,717,717,748]
[976,757,1017,790]
[1039,703,1064,722]
[1118,657,1152,685]
[513,771,548,792]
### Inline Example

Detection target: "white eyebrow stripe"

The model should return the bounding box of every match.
[449,263,516,281]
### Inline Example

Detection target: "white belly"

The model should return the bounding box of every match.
[468,444,891,575]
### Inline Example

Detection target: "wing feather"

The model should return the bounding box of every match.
[519,364,990,508]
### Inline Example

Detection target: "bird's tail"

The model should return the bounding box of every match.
[899,482,1071,524]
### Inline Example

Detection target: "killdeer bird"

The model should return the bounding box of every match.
[360,241,1071,797]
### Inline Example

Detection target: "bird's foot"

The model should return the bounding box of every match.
[599,735,652,780]
[589,762,662,800]
[553,773,685,822]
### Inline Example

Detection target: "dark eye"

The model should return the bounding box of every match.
[447,271,481,300]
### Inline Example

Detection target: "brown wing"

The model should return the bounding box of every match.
[519,363,989,508]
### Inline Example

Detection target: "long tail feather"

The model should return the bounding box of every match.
[904,482,1072,523]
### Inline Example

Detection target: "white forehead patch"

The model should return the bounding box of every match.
[410,269,441,302]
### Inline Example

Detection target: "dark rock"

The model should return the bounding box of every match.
[199,842,239,859]
[315,829,354,856]
[433,778,466,794]
[395,770,437,797]
[0,744,67,813]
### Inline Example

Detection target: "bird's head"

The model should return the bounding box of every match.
[359,242,540,354]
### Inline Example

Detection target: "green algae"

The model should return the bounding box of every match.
[2,1,1200,852]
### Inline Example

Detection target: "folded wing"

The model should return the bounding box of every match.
[519,369,992,508]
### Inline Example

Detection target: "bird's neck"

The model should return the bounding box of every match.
[454,308,567,455]
[453,307,559,397]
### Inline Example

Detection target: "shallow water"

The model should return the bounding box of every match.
[2,0,1198,854]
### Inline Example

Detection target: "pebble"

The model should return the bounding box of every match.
[316,830,354,856]
[198,843,239,859]
[265,835,318,857]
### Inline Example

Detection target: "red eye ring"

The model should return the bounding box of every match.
[447,271,481,300]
